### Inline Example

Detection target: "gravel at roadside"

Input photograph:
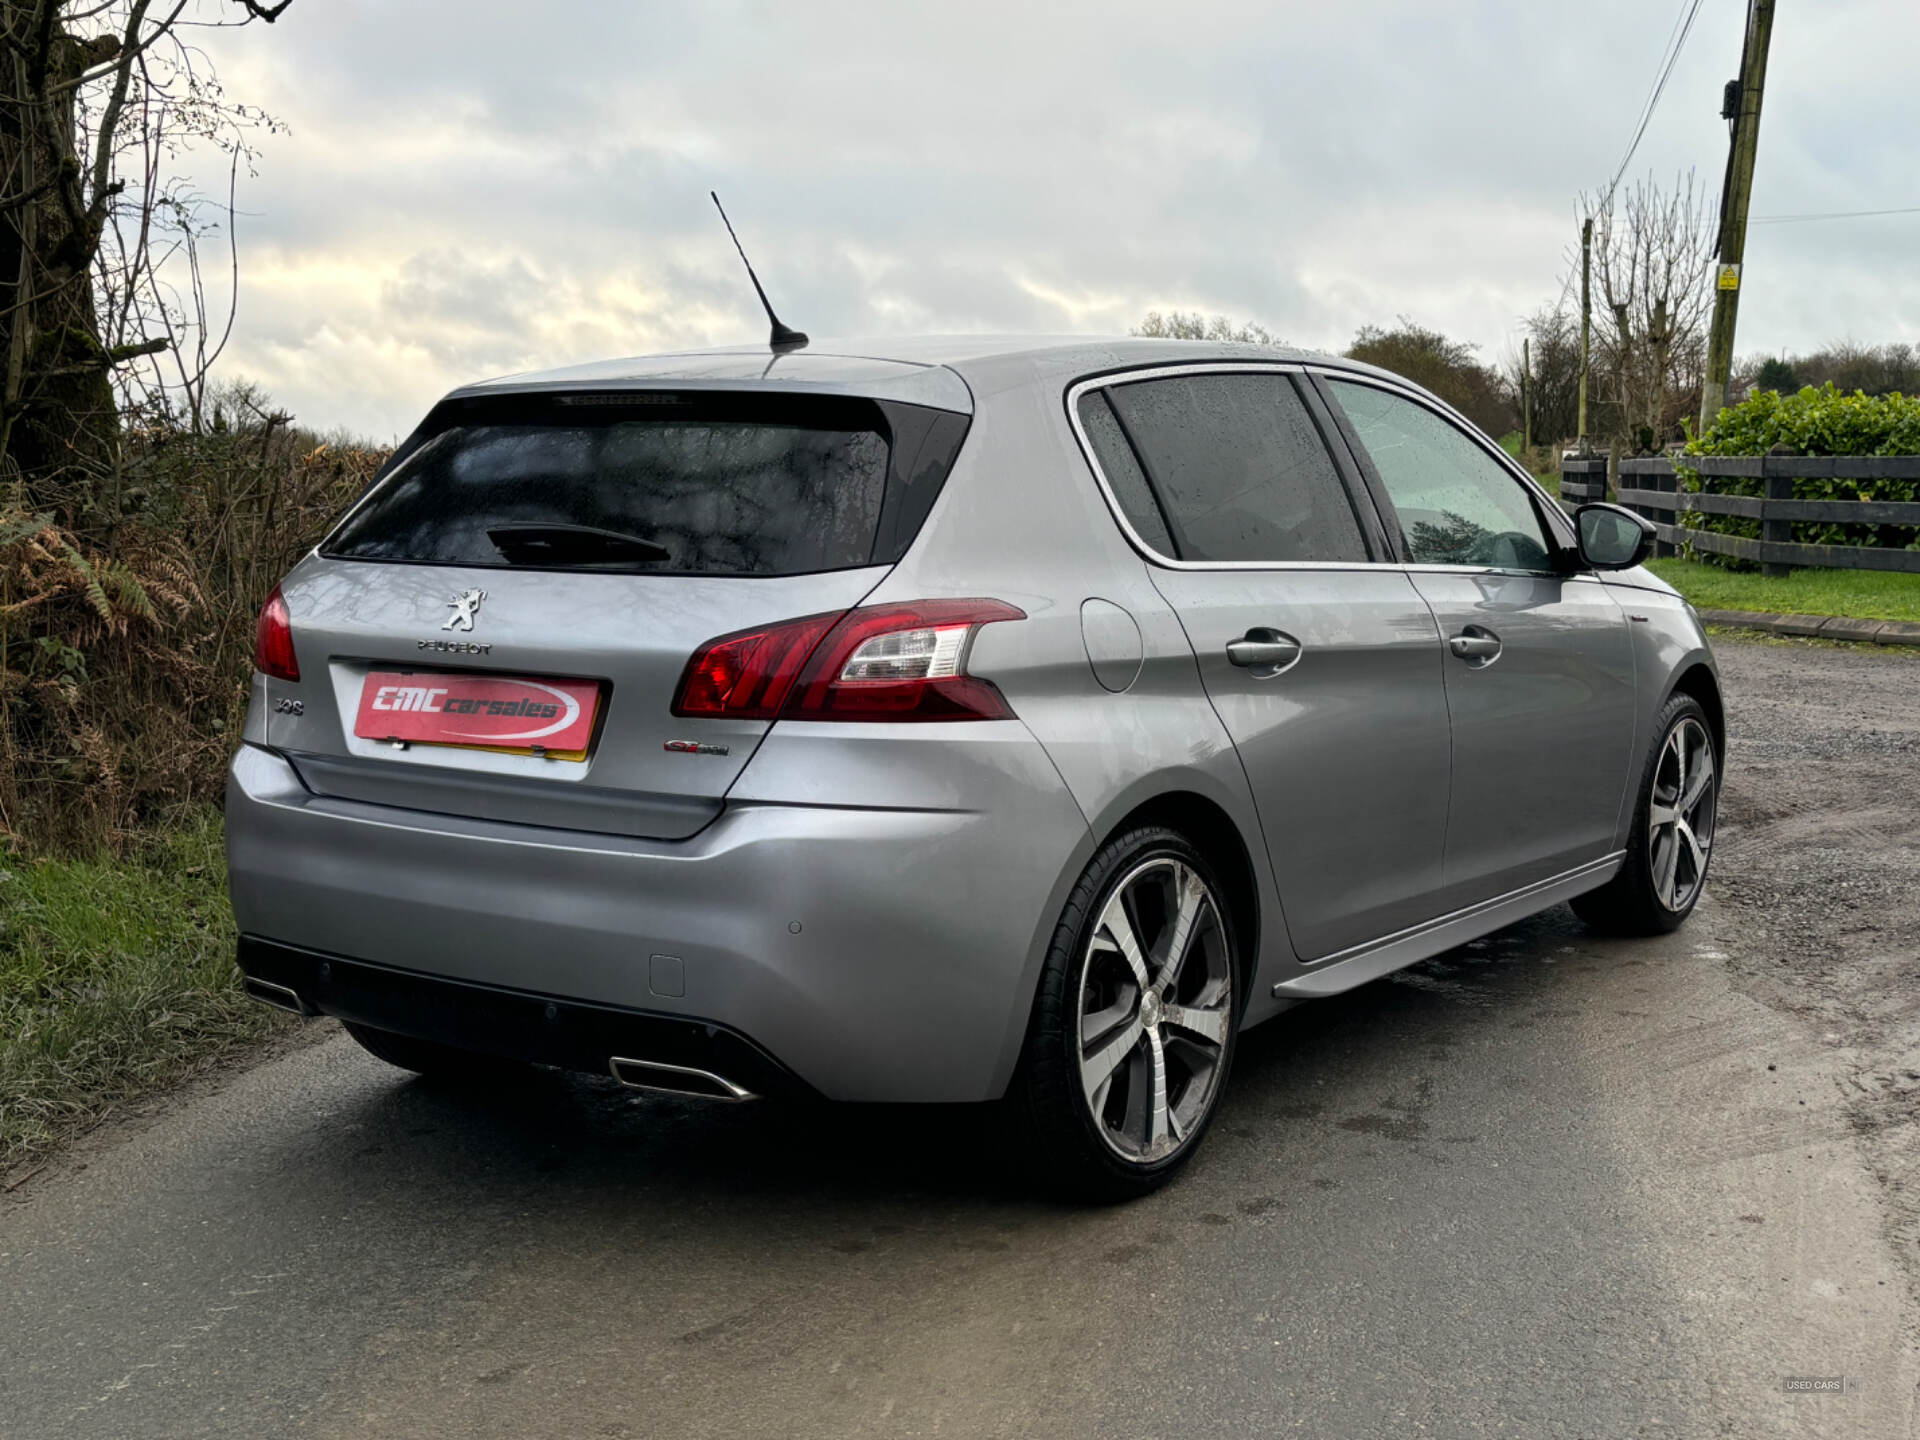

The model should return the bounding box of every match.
[1709,635,1920,1334]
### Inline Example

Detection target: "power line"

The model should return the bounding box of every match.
[1546,0,1709,318]
[1748,205,1920,225]
[1604,0,1708,205]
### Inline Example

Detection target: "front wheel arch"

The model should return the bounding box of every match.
[1667,661,1725,765]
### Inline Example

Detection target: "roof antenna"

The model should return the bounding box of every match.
[710,191,808,353]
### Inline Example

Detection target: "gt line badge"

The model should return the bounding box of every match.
[442,588,486,632]
[664,739,731,756]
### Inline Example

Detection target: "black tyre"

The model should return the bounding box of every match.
[1572,692,1718,936]
[341,1020,525,1079]
[1011,826,1241,1202]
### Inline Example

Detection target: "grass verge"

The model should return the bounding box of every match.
[0,810,287,1175]
[1644,558,1920,623]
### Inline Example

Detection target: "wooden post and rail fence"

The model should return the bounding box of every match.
[1557,453,1920,577]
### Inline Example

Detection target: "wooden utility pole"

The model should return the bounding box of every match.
[1577,217,1593,448]
[1699,0,1776,431]
[1521,338,1532,452]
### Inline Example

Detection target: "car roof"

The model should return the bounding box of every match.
[452,336,1409,411]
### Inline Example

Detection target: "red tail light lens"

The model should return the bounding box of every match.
[671,600,1024,722]
[253,586,300,681]
[671,611,841,719]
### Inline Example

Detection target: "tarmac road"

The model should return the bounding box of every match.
[3,637,1917,1439]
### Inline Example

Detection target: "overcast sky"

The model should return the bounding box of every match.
[180,0,1918,441]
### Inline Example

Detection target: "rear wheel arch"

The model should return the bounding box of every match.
[1093,790,1260,1003]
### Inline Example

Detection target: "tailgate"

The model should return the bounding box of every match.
[249,385,970,839]
[265,561,890,837]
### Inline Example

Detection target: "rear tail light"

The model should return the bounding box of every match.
[253,586,300,681]
[787,600,1024,721]
[670,611,840,721]
[672,599,1024,722]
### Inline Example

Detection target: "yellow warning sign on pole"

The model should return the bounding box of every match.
[1716,263,1742,292]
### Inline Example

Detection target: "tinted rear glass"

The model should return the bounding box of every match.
[326,393,961,577]
[1076,390,1176,555]
[1104,373,1367,564]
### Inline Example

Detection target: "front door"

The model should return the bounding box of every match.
[1318,375,1638,908]
[1080,367,1454,962]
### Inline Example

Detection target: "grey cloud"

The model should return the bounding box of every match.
[184,0,1920,436]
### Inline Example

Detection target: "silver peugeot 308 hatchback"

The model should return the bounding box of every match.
[228,336,1722,1198]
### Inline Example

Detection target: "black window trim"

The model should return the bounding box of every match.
[1305,366,1586,577]
[1063,362,1389,572]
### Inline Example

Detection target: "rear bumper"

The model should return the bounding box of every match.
[225,738,1091,1102]
[237,936,805,1098]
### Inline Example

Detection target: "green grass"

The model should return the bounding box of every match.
[1498,431,1560,497]
[0,812,287,1173]
[1645,557,1920,623]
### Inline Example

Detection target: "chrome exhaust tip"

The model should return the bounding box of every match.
[609,1056,756,1102]
[242,976,312,1015]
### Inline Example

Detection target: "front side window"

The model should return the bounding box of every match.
[1100,372,1367,564]
[1326,379,1554,572]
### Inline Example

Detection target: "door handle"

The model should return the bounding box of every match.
[1226,628,1302,676]
[1448,627,1502,664]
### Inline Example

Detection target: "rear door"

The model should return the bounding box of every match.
[262,388,969,838]
[1076,368,1453,962]
[1315,373,1637,906]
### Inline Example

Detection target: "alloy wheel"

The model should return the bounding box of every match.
[1649,716,1716,912]
[1076,857,1233,1163]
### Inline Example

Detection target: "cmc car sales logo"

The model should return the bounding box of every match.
[355,671,599,752]
[369,684,562,722]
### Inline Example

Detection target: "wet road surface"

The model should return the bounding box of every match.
[3,637,1917,1438]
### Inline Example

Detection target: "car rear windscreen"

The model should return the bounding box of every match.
[324,392,966,577]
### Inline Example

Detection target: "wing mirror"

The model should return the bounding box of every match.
[1574,503,1656,570]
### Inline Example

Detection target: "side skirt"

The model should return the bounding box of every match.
[1268,853,1625,1001]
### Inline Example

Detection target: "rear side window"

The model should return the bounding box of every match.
[325,393,967,577]
[1101,373,1367,564]
[1076,390,1175,555]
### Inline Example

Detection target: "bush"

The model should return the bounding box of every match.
[1,388,386,853]
[1679,384,1920,566]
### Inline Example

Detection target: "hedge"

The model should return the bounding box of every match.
[1679,385,1920,564]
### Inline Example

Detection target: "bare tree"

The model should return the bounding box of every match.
[0,0,290,521]
[1134,311,1281,345]
[1504,304,1581,447]
[1584,172,1714,449]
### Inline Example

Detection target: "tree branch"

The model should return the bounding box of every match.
[105,336,169,363]
[85,0,158,232]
